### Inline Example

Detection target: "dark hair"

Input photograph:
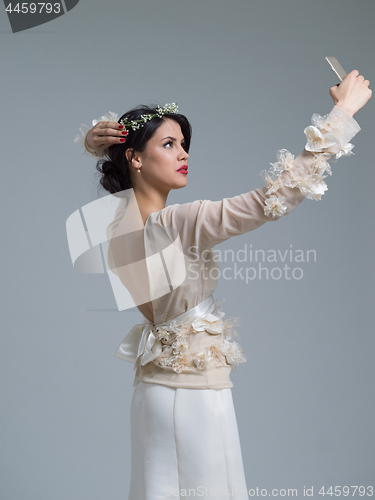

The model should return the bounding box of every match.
[96,104,192,195]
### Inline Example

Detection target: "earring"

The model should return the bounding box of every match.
[137,168,141,173]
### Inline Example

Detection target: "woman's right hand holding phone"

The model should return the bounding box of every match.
[330,70,372,117]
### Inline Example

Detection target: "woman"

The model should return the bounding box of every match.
[76,70,371,499]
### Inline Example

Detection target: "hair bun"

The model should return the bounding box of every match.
[96,157,131,194]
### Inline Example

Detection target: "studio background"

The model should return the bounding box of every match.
[1,1,374,499]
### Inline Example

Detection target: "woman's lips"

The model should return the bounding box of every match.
[177,166,188,174]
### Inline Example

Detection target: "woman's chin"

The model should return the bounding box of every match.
[174,176,188,188]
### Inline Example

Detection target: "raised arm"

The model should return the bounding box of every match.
[77,70,371,257]
[152,70,370,254]
[154,110,357,253]
[74,111,127,158]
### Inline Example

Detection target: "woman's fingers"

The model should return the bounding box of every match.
[93,135,126,148]
[330,68,372,116]
[92,120,128,148]
[95,121,125,137]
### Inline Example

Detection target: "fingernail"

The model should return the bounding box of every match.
[119,125,124,129]
[122,131,128,135]
[120,138,125,143]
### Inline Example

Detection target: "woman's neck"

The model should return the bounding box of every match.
[133,186,169,225]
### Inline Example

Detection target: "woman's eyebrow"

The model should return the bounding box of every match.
[160,136,185,143]
[160,136,176,142]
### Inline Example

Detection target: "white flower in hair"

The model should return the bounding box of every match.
[74,111,119,159]
[120,103,179,132]
[304,125,337,152]
[92,111,119,127]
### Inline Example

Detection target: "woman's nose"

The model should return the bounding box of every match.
[179,147,189,160]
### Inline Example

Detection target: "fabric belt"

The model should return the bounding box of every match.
[114,294,225,386]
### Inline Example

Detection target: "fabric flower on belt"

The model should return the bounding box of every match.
[191,309,226,334]
[193,338,246,371]
[220,339,247,367]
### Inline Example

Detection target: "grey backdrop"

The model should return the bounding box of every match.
[1,1,374,499]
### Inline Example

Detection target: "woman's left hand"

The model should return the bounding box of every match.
[86,120,127,153]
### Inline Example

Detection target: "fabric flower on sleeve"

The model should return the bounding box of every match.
[311,111,347,136]
[284,154,330,201]
[262,149,295,196]
[260,107,360,216]
[333,142,354,161]
[264,195,287,218]
[304,125,337,152]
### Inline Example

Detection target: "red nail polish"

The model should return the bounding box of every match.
[122,131,128,135]
[120,138,125,143]
[119,125,124,129]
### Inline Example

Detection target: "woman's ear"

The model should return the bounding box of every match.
[126,148,142,170]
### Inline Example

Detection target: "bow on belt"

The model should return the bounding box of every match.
[114,294,225,384]
[114,322,163,367]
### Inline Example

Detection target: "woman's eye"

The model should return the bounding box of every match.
[164,141,173,148]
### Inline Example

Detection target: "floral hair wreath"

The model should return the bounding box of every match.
[74,103,179,157]
[119,102,179,142]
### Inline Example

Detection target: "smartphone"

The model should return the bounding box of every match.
[325,56,347,82]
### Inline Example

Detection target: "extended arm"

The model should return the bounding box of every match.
[154,103,360,254]
[77,70,370,255]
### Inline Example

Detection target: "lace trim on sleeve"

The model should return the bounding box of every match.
[74,111,119,159]
[260,109,357,218]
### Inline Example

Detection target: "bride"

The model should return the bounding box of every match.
[75,70,371,499]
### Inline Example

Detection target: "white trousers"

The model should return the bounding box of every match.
[129,382,249,500]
